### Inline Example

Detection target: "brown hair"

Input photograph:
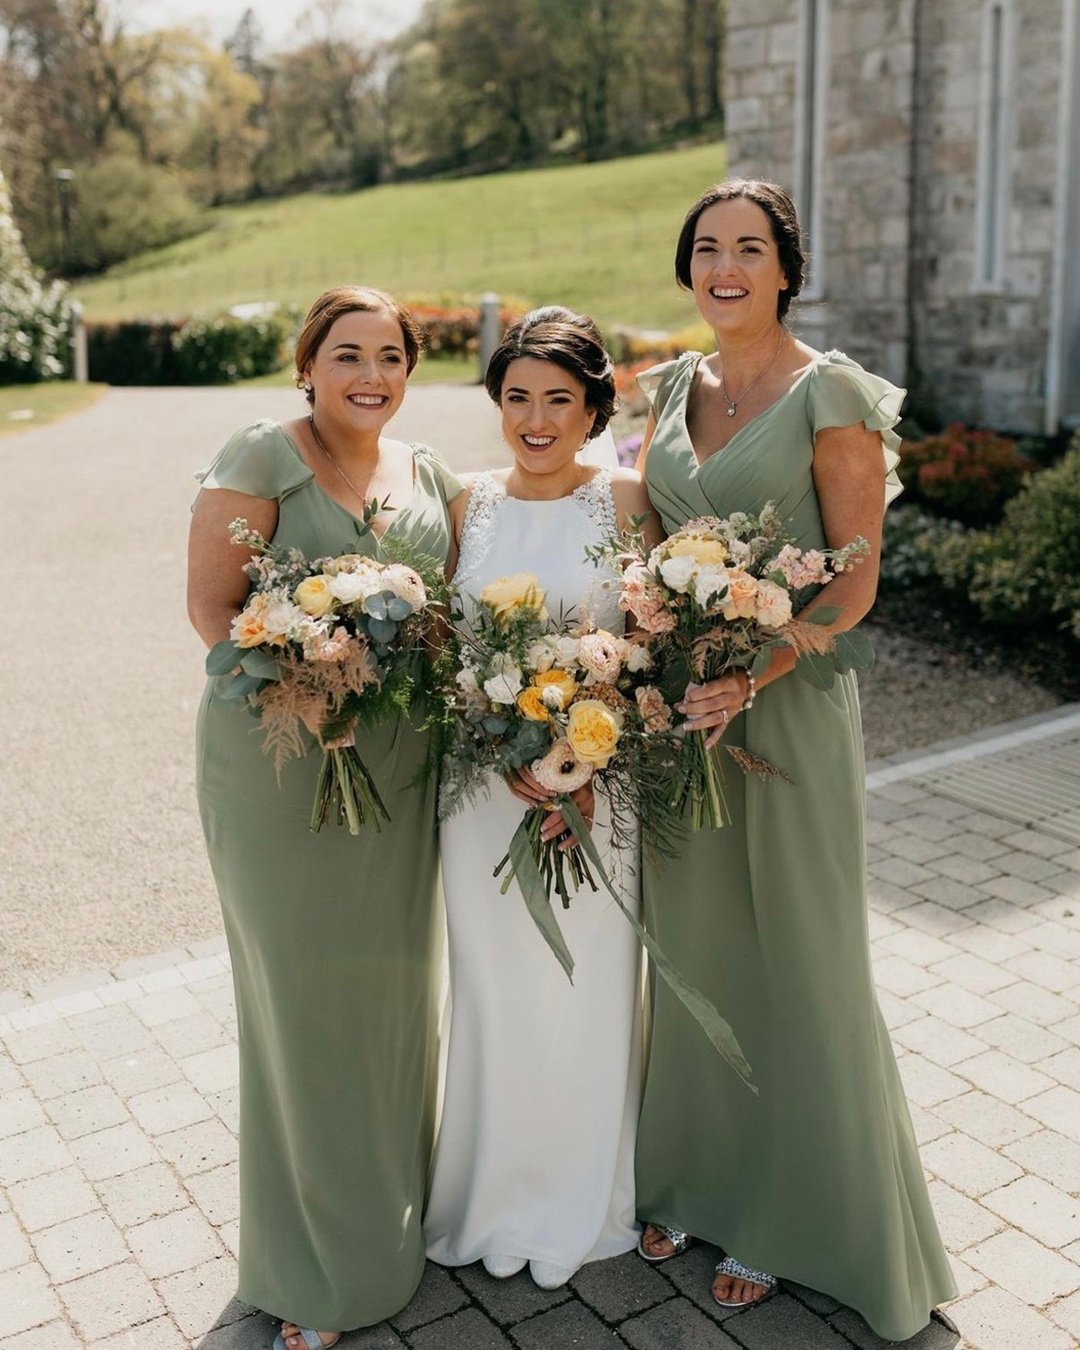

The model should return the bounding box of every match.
[294,286,423,401]
[483,305,616,439]
[674,179,807,319]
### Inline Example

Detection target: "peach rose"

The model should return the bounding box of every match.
[294,575,336,617]
[566,699,623,768]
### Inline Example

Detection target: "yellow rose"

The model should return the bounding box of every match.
[667,533,729,567]
[566,699,623,768]
[534,669,577,710]
[517,686,551,722]
[479,572,548,624]
[294,574,335,617]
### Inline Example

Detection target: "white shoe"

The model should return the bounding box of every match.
[482,1254,526,1279]
[529,1259,576,1290]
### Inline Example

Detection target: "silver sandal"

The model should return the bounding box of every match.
[713,1255,778,1307]
[637,1222,693,1263]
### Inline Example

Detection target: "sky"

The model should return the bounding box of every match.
[128,0,426,51]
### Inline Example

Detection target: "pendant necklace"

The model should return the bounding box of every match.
[309,413,369,500]
[719,329,787,418]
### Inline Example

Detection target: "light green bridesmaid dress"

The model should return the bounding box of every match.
[195,421,459,1331]
[636,352,957,1343]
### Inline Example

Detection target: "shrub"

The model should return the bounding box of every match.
[59,155,204,276]
[933,432,1080,638]
[86,318,185,385]
[0,167,76,384]
[879,505,966,592]
[172,307,296,384]
[899,423,1039,525]
[403,296,530,360]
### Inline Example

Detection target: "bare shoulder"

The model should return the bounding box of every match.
[608,466,650,511]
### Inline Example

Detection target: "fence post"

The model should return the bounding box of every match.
[478,292,500,381]
[70,300,89,383]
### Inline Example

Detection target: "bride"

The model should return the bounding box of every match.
[424,307,661,1289]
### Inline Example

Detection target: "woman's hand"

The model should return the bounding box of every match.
[678,673,751,750]
[504,771,595,849]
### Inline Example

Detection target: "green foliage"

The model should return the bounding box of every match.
[171,307,295,384]
[899,423,1039,526]
[0,167,76,385]
[879,505,966,591]
[58,155,203,276]
[72,142,724,330]
[86,318,184,385]
[932,433,1080,638]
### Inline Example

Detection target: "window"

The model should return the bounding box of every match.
[794,0,829,298]
[974,0,1013,290]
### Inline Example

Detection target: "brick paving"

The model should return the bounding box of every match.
[2,712,1079,1347]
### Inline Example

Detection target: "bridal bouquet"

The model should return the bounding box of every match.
[439,571,753,1087]
[206,516,448,835]
[589,505,872,829]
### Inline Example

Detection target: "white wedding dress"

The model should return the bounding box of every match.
[424,469,642,1275]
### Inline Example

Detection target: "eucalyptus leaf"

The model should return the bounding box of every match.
[804,606,841,625]
[833,629,876,672]
[219,672,263,701]
[367,618,398,643]
[205,640,241,676]
[794,651,838,690]
[482,716,510,735]
[385,596,412,621]
[364,594,389,620]
[240,649,282,681]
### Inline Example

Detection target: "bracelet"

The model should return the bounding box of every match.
[739,669,756,713]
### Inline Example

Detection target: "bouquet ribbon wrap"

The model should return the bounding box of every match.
[507,797,754,1091]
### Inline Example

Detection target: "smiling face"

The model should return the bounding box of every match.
[303,307,409,434]
[500,357,596,480]
[688,198,789,338]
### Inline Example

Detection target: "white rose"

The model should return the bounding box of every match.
[658,554,697,593]
[625,643,653,673]
[693,565,730,607]
[455,666,480,694]
[380,563,427,610]
[553,635,581,668]
[754,578,794,629]
[526,636,559,673]
[329,570,381,603]
[261,599,305,640]
[483,654,524,705]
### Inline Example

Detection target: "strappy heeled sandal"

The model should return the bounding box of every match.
[272,1328,340,1350]
[636,1222,693,1263]
[712,1254,778,1308]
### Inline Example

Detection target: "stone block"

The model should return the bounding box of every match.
[947,1284,1073,1349]
[510,1300,618,1349]
[910,984,1004,1029]
[927,954,1016,998]
[95,1161,190,1229]
[101,1047,184,1100]
[926,1179,1003,1250]
[69,1122,158,1181]
[156,1254,240,1340]
[58,1260,165,1341]
[896,1054,968,1108]
[154,1118,238,1177]
[127,1208,224,1279]
[620,1297,742,1349]
[388,1262,469,1333]
[921,1130,1024,1197]
[455,1261,571,1324]
[67,1007,154,1061]
[965,1228,1080,1305]
[977,1016,1069,1065]
[0,1213,32,1275]
[1005,952,1080,996]
[570,1249,672,1320]
[982,1174,1080,1248]
[953,1050,1056,1104]
[0,1128,74,1187]
[44,1084,130,1141]
[0,1091,46,1143]
[932,1089,1039,1148]
[186,1159,240,1227]
[0,1024,78,1068]
[128,1081,214,1137]
[6,1168,98,1234]
[717,1292,850,1347]
[0,1263,61,1339]
[410,1308,509,1349]
[20,1051,102,1102]
[31,1209,128,1283]
[0,1320,85,1349]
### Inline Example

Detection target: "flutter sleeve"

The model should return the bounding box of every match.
[195,420,313,501]
[413,442,465,504]
[808,351,906,508]
[636,353,695,420]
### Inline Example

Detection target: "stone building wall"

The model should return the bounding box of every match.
[725,0,1067,433]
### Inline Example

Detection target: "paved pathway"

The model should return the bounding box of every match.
[2,706,1080,1350]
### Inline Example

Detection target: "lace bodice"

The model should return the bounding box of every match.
[455,470,622,633]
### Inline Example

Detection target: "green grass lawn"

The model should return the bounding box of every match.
[0,381,107,435]
[72,142,724,332]
[243,352,478,390]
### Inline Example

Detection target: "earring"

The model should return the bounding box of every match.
[303,382,313,393]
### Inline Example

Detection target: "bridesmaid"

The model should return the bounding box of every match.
[187,286,460,1350]
[633,181,957,1341]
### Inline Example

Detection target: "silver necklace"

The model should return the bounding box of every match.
[719,330,787,418]
[308,413,369,500]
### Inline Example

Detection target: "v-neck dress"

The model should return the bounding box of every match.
[635,352,956,1342]
[194,419,460,1331]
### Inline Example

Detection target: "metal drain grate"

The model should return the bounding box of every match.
[912,730,1080,845]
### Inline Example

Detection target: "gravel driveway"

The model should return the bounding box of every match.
[0,384,1060,990]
